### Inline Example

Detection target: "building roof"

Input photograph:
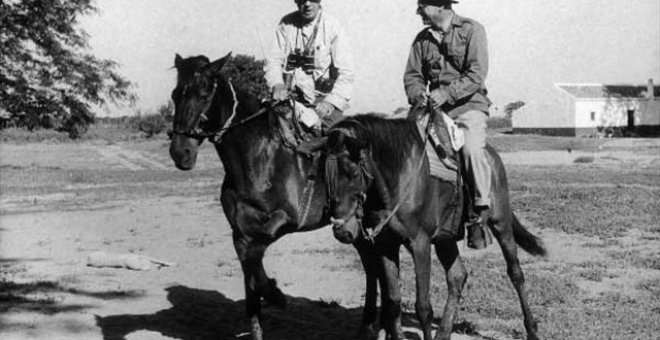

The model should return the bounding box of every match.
[555,83,660,99]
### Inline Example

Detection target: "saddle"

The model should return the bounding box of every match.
[413,107,464,182]
[271,100,324,155]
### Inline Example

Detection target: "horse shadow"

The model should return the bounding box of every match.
[96,285,477,340]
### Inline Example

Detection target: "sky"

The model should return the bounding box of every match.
[81,0,660,116]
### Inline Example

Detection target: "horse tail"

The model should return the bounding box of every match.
[512,213,547,257]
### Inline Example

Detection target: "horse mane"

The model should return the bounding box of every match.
[334,114,421,172]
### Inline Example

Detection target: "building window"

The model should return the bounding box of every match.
[590,111,596,121]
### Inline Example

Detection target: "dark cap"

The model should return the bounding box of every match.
[418,0,458,6]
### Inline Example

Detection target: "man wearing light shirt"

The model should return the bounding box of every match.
[265,0,354,132]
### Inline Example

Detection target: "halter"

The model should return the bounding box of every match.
[168,79,277,144]
[325,149,373,241]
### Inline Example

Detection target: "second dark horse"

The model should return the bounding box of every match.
[323,115,547,340]
[168,54,383,340]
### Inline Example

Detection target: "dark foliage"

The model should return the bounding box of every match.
[0,0,136,138]
[223,54,269,100]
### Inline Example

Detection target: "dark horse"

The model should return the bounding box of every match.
[168,54,383,340]
[323,114,547,340]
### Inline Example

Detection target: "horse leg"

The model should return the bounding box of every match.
[378,243,404,340]
[491,219,539,340]
[433,240,467,340]
[354,239,379,340]
[233,232,284,340]
[405,235,433,340]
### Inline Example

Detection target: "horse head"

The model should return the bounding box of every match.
[169,52,232,170]
[324,124,372,244]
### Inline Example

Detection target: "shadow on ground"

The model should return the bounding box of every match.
[97,285,478,340]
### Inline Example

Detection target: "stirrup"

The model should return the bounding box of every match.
[465,211,492,249]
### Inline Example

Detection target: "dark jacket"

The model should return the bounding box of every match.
[404,14,491,118]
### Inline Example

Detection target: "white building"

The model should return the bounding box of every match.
[512,80,660,137]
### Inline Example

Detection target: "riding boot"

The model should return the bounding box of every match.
[465,206,493,249]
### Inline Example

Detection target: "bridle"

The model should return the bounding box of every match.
[325,147,373,241]
[168,78,280,144]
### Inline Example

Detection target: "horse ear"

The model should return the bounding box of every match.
[342,135,368,162]
[206,52,232,75]
[174,53,183,68]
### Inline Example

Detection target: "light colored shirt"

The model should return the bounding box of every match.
[265,10,354,111]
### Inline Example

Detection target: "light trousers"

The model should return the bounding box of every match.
[455,110,492,207]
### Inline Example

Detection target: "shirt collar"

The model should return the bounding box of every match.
[450,14,463,28]
[438,12,464,33]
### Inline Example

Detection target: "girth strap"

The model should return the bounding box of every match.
[297,152,321,227]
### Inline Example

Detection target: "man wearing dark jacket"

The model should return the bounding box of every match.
[404,0,492,249]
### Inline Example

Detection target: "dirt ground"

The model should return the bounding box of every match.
[1,136,659,340]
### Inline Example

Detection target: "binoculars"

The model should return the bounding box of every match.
[286,49,315,73]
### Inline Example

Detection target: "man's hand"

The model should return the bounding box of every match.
[271,83,289,101]
[412,91,428,107]
[315,101,335,117]
[429,89,449,109]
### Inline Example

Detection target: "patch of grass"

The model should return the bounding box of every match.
[509,172,660,238]
[0,127,71,143]
[537,291,660,340]
[635,278,660,295]
[487,134,606,153]
[573,156,595,163]
[578,267,605,282]
[607,250,660,270]
[68,171,98,184]
[582,239,621,248]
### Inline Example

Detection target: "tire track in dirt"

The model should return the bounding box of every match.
[94,145,168,170]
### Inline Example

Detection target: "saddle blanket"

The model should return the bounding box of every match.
[417,113,461,183]
[425,139,457,182]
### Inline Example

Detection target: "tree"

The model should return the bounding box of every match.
[223,54,270,100]
[0,0,136,137]
[503,101,525,118]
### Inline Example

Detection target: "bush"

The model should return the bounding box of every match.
[137,114,168,138]
[223,55,270,100]
[487,116,512,130]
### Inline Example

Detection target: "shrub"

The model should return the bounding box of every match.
[137,114,168,138]
[486,116,512,130]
